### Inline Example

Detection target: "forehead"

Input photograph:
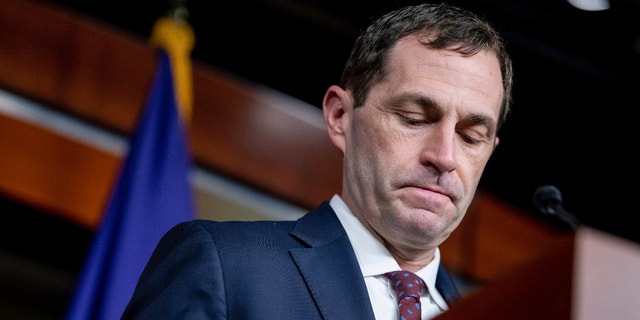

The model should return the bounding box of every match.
[382,36,504,117]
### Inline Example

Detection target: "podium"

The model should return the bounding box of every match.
[435,227,640,319]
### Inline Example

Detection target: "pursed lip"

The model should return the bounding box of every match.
[403,184,456,203]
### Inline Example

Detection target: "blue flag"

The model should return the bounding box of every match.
[65,49,195,320]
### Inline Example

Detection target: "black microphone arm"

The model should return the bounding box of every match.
[532,185,582,231]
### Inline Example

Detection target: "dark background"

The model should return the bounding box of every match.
[45,0,640,243]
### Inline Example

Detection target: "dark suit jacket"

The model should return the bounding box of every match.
[121,201,460,319]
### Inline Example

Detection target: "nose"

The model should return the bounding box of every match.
[419,124,456,174]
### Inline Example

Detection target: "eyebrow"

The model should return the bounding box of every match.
[415,94,498,136]
[388,92,437,109]
[390,91,498,134]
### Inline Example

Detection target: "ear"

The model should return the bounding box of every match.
[323,85,350,153]
[491,136,500,154]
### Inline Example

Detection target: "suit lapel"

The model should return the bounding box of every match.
[436,264,462,304]
[289,203,375,320]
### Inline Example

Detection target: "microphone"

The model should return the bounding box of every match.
[532,185,582,231]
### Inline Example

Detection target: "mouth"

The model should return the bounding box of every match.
[402,185,454,206]
[409,184,449,197]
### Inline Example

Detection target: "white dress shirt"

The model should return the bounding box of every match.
[330,195,449,320]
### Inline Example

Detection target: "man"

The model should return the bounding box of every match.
[122,2,513,319]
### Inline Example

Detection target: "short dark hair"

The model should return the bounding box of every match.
[340,3,513,130]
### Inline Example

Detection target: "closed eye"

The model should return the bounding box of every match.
[397,112,430,126]
[457,115,494,145]
[459,131,484,144]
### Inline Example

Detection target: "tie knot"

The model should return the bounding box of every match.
[384,271,425,300]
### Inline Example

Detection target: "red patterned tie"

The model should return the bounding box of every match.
[385,271,425,320]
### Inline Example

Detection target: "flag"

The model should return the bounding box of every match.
[65,15,196,320]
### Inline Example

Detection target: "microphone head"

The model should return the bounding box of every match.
[533,185,563,215]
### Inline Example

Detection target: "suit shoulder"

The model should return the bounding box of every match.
[172,219,296,237]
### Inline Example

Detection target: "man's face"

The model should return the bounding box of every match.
[329,35,504,258]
